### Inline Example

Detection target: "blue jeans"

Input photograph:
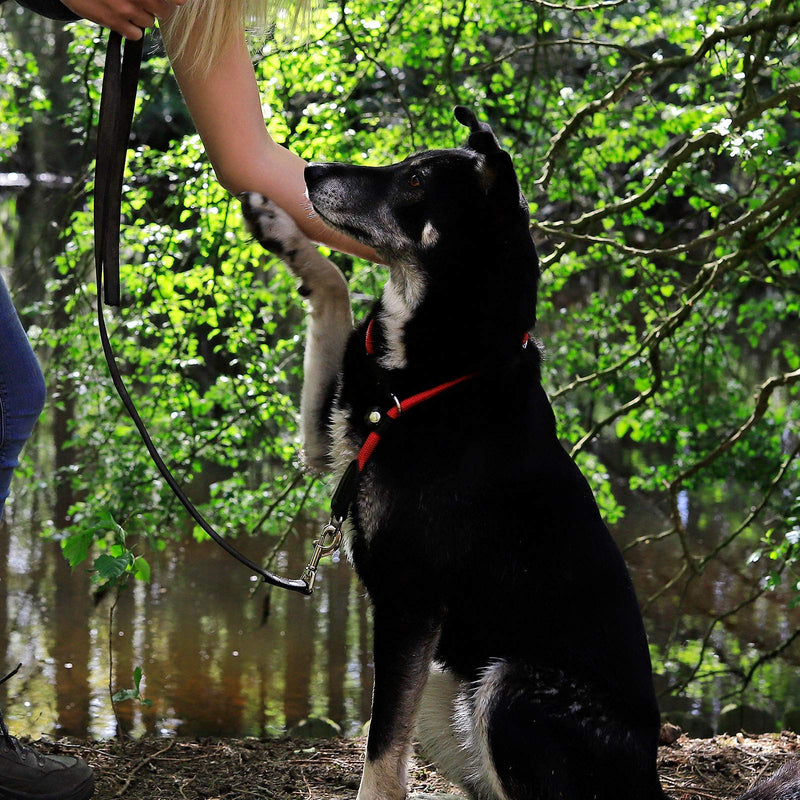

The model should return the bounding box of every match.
[0,271,46,521]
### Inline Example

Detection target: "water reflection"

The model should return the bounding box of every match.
[0,512,372,739]
[612,476,800,730]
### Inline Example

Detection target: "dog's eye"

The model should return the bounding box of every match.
[409,173,422,188]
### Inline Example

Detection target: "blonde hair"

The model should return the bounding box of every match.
[161,0,314,72]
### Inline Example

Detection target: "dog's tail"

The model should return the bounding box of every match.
[736,760,800,799]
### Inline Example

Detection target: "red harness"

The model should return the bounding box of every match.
[356,318,478,471]
[301,317,530,592]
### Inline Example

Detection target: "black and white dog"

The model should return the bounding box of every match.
[241,106,664,799]
[242,107,800,800]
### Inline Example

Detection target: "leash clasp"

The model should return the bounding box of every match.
[301,517,344,594]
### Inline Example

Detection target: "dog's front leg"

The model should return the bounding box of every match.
[240,194,353,470]
[358,607,441,800]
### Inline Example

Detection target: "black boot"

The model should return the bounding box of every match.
[0,666,94,800]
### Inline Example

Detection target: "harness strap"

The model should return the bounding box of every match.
[356,374,475,470]
[93,30,312,595]
[326,318,478,523]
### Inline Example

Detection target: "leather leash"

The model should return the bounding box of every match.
[93,30,311,594]
[91,31,492,596]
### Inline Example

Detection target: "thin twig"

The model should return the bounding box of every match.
[108,586,125,740]
[524,0,628,10]
[262,477,318,575]
[670,368,800,489]
[659,775,726,799]
[698,439,800,568]
[112,740,176,798]
[622,526,676,554]
[250,471,307,537]
[738,627,800,696]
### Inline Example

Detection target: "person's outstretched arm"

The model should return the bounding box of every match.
[163,21,377,261]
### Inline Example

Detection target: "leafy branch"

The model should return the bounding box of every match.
[536,8,800,189]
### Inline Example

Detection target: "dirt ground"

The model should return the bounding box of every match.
[34,731,800,799]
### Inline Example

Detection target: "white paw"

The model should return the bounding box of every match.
[239,192,304,258]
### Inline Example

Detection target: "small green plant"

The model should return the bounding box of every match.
[112,666,153,709]
[61,510,151,589]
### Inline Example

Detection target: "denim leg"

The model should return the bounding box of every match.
[0,271,47,521]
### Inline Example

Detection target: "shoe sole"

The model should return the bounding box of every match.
[0,774,94,800]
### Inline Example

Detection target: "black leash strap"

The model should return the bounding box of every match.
[93,30,312,595]
[94,31,142,307]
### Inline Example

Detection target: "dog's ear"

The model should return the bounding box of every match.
[454,106,521,206]
[483,150,528,216]
[454,105,502,155]
[455,106,529,222]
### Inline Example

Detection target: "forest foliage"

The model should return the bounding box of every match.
[1,0,799,710]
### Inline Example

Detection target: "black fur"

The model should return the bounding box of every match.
[739,762,800,800]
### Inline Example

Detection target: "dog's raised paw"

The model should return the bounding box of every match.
[239,192,303,258]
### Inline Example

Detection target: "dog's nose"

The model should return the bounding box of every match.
[304,163,331,191]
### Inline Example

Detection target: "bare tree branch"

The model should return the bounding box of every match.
[523,0,628,10]
[670,368,800,491]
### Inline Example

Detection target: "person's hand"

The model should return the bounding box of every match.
[60,0,185,40]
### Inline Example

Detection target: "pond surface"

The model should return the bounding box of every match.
[0,510,373,739]
[1,461,799,741]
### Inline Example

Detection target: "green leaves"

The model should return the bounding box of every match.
[112,666,153,708]
[94,554,132,582]
[62,530,93,569]
[61,511,151,589]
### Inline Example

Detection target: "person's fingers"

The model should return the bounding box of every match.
[140,0,173,21]
[62,0,187,38]
[118,20,145,38]
[125,7,156,30]
[60,0,153,38]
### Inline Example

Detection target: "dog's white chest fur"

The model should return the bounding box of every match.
[377,270,426,370]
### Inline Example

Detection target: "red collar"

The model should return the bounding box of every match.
[327,318,530,525]
[359,317,476,470]
[357,318,530,471]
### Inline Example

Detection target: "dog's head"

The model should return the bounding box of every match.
[306,107,533,263]
[306,107,539,341]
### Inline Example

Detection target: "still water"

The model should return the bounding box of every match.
[1,470,799,741]
[1,511,373,739]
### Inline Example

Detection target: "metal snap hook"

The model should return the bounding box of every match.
[300,517,344,593]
